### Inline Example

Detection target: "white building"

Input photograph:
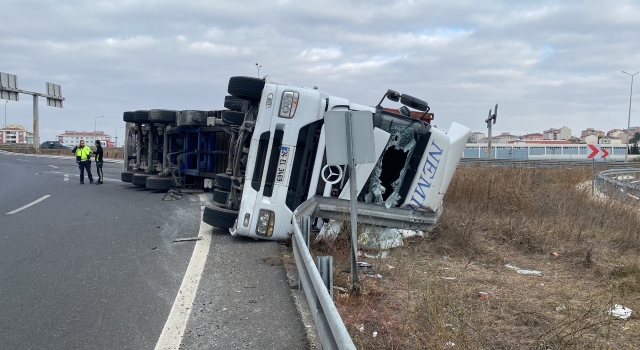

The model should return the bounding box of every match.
[467,131,485,143]
[600,136,623,145]
[57,131,113,145]
[0,125,33,143]
[543,126,572,140]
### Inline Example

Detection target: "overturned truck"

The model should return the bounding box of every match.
[121,76,471,240]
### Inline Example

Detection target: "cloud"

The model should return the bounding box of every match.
[0,0,639,141]
[299,48,343,61]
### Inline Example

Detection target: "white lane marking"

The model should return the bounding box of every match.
[6,195,51,215]
[0,151,124,163]
[17,159,31,162]
[64,174,69,182]
[154,194,212,350]
[48,165,59,169]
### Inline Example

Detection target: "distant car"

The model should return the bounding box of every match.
[41,141,73,149]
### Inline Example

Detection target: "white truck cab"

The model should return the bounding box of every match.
[203,76,471,241]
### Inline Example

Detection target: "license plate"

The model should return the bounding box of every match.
[274,146,290,185]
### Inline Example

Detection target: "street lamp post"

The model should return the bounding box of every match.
[255,63,262,78]
[95,116,104,143]
[622,70,640,163]
[115,126,123,147]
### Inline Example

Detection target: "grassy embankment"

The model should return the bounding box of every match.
[311,166,640,349]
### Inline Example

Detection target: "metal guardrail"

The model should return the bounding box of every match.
[596,168,640,200]
[0,145,125,159]
[460,158,640,169]
[291,195,438,349]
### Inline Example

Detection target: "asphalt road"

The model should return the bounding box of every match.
[0,151,309,350]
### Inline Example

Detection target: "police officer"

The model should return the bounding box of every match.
[94,140,104,184]
[72,140,93,184]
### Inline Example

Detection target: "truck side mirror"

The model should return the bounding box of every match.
[400,94,429,112]
[386,89,400,102]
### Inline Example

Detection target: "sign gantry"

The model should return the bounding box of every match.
[0,72,65,148]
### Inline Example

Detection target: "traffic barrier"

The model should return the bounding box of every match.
[0,145,124,159]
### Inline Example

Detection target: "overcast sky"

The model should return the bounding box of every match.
[1,0,639,143]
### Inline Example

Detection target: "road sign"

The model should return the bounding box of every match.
[587,144,610,159]
[0,72,19,101]
[45,82,64,108]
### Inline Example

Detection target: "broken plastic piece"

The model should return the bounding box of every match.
[608,304,633,319]
[505,263,545,277]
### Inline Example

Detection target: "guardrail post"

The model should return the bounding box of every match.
[317,256,334,301]
[301,215,311,248]
[298,215,311,291]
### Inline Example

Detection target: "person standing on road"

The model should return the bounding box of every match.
[72,140,93,184]
[94,140,104,185]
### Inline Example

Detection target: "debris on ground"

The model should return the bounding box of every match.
[333,286,349,293]
[505,263,545,277]
[441,277,456,280]
[555,305,566,312]
[478,291,489,300]
[608,304,633,319]
[173,237,203,242]
[364,251,389,259]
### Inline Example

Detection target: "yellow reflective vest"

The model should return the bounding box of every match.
[75,146,92,161]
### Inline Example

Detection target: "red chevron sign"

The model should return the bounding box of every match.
[587,144,610,159]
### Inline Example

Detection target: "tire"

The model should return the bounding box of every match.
[215,173,232,190]
[134,110,150,123]
[132,173,150,187]
[121,171,134,182]
[203,205,238,229]
[224,95,244,111]
[212,189,230,205]
[149,109,177,123]
[221,111,245,126]
[123,111,135,123]
[228,76,265,101]
[146,176,173,190]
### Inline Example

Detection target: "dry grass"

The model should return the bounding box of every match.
[311,166,640,349]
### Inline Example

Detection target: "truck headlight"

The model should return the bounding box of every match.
[243,213,251,227]
[278,91,299,118]
[256,209,275,237]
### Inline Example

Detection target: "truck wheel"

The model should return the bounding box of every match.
[203,205,238,229]
[123,111,135,123]
[224,96,244,111]
[121,171,134,182]
[228,76,265,101]
[212,189,230,205]
[134,110,150,123]
[221,111,244,126]
[146,176,173,190]
[215,173,232,190]
[132,173,150,187]
[149,109,177,123]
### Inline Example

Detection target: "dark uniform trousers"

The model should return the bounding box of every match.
[79,160,93,182]
[96,161,103,182]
